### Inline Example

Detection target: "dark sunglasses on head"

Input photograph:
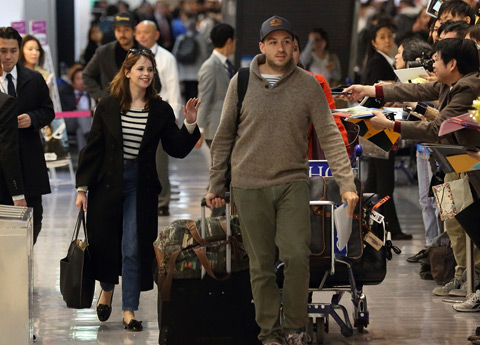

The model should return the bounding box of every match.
[127,48,154,56]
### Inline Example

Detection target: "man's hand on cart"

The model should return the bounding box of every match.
[205,192,226,209]
[342,191,359,217]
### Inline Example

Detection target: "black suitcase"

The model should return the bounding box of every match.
[158,270,260,345]
[156,195,260,345]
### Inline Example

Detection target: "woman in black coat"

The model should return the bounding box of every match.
[75,49,201,331]
[362,22,411,240]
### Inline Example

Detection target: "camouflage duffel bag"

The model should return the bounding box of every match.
[154,215,249,300]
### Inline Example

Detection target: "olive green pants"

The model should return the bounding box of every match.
[233,181,311,344]
[444,173,480,279]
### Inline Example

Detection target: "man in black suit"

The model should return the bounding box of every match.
[0,27,55,244]
[0,92,26,207]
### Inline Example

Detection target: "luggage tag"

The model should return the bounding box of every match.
[369,210,384,224]
[364,231,383,251]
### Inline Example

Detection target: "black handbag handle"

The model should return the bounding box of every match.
[71,209,88,244]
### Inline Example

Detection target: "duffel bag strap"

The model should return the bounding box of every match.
[159,249,182,301]
[186,220,211,246]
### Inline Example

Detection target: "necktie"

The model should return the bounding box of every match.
[226,60,236,79]
[6,73,16,97]
[75,91,84,105]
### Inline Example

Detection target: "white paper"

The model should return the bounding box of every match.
[394,67,428,83]
[334,203,353,251]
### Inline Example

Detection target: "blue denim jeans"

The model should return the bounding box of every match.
[416,150,440,246]
[101,160,141,311]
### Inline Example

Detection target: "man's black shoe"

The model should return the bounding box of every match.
[407,248,428,263]
[391,232,413,240]
[158,206,170,216]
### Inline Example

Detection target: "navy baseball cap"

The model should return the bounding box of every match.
[259,15,294,41]
[114,12,136,27]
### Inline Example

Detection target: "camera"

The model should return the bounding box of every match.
[407,53,434,72]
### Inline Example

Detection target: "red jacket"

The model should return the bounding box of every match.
[307,73,351,159]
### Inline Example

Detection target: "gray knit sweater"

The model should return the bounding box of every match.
[209,54,356,196]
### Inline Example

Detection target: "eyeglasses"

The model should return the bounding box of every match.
[127,48,154,56]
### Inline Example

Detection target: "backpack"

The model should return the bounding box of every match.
[175,34,199,64]
[236,67,250,129]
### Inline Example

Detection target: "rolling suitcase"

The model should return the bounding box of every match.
[154,195,260,345]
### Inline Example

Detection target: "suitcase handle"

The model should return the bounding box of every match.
[200,193,232,278]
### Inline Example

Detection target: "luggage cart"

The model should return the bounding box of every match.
[276,146,400,344]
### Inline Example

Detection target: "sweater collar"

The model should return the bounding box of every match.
[250,54,297,85]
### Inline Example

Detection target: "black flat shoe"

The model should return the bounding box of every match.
[406,248,428,263]
[391,232,413,240]
[96,289,114,322]
[123,319,143,332]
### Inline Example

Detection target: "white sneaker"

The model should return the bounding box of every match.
[449,281,468,297]
[452,290,480,312]
[432,278,463,296]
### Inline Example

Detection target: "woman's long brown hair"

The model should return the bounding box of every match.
[109,51,159,113]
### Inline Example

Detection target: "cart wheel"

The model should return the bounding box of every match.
[316,317,327,344]
[353,318,367,333]
[306,317,314,344]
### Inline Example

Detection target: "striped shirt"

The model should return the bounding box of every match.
[261,73,282,86]
[121,108,149,160]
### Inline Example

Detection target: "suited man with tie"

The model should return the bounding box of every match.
[0,27,55,244]
[197,24,235,217]
[197,23,236,147]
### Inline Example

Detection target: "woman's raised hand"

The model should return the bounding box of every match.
[183,98,201,124]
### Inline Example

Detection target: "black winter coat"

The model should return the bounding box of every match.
[0,94,24,201]
[76,96,200,291]
[362,51,396,86]
[16,63,55,197]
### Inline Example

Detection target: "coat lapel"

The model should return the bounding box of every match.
[140,100,166,150]
[15,64,32,97]
[212,55,230,84]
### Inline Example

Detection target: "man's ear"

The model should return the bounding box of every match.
[259,41,265,54]
[155,30,160,41]
[449,58,457,72]
[464,16,471,24]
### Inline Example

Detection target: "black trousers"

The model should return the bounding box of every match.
[364,152,402,234]
[25,195,43,245]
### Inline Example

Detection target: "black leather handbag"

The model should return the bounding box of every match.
[60,210,95,308]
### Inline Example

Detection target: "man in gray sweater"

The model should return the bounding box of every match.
[205,16,358,345]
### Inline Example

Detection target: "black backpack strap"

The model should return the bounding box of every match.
[236,67,250,130]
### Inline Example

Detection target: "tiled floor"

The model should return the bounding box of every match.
[29,146,479,344]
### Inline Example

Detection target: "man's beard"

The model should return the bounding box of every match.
[265,55,291,72]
